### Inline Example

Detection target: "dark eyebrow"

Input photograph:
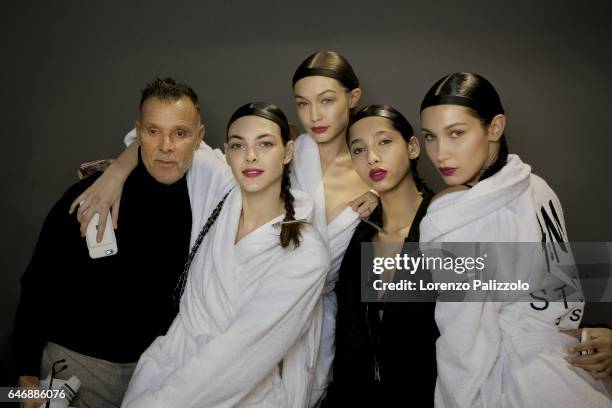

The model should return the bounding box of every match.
[444,122,469,130]
[255,133,276,139]
[317,89,337,97]
[228,133,275,140]
[350,130,390,146]
[421,122,469,133]
[144,123,190,131]
[294,89,338,99]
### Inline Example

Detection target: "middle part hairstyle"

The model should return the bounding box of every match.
[227,102,302,249]
[348,105,433,195]
[292,50,360,91]
[420,72,509,181]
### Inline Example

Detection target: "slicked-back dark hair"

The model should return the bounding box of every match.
[139,77,201,115]
[420,72,508,181]
[348,105,433,195]
[292,50,360,91]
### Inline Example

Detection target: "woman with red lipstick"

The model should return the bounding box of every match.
[115,102,329,408]
[323,105,438,407]
[418,73,611,406]
[289,51,382,403]
[70,51,380,404]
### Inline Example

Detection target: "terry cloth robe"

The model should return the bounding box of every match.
[420,154,612,407]
[121,133,330,408]
[291,133,362,404]
[124,130,358,404]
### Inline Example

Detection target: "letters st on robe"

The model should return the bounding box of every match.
[360,242,612,304]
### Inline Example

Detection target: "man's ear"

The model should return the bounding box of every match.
[134,121,142,145]
[408,135,421,160]
[198,123,205,143]
[348,88,362,109]
[487,114,506,142]
[283,140,295,165]
[194,123,205,150]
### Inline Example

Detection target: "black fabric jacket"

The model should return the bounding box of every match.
[323,193,439,407]
[13,151,192,377]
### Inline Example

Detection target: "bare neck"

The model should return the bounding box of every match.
[467,142,501,186]
[380,176,423,235]
[237,184,284,243]
[317,130,350,171]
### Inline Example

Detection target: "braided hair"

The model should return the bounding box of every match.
[347,104,434,195]
[227,102,303,249]
[279,165,301,248]
[420,72,508,182]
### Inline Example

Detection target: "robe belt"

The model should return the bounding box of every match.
[500,330,576,362]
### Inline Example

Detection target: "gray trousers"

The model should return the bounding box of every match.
[40,342,137,408]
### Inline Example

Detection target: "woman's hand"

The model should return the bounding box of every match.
[69,166,125,241]
[349,190,379,219]
[69,143,139,241]
[563,327,612,380]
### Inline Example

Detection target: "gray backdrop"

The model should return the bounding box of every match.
[1,0,611,383]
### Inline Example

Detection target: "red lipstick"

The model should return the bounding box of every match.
[242,168,264,177]
[311,126,329,134]
[369,168,387,181]
[439,167,457,176]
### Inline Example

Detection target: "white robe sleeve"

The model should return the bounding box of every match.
[124,129,137,146]
[434,242,504,408]
[185,143,235,240]
[434,298,502,407]
[124,242,329,408]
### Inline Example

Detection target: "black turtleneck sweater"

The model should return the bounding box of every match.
[13,152,192,377]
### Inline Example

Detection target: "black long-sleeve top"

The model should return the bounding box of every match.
[323,193,439,407]
[13,152,192,377]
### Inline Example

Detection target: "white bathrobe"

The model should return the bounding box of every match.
[121,137,330,408]
[291,133,361,404]
[123,130,359,405]
[420,154,611,407]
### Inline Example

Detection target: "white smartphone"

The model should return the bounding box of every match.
[85,213,118,259]
[580,329,592,356]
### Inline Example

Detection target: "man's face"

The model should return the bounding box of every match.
[135,96,204,184]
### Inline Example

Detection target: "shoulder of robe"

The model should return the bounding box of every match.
[528,173,566,220]
[431,185,470,204]
[529,173,557,197]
